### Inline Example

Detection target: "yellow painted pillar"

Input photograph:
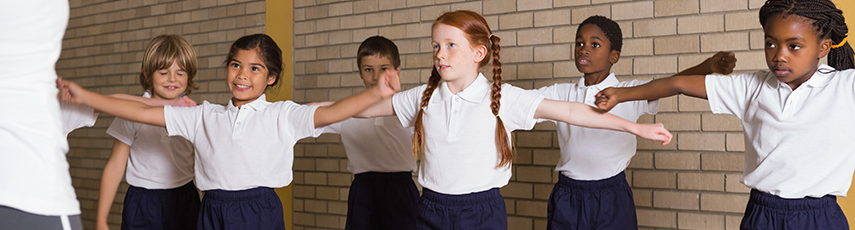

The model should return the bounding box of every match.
[265,0,294,229]
[834,0,855,227]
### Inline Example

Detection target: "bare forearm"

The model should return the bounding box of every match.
[96,141,129,227]
[80,90,166,126]
[538,100,638,133]
[314,88,384,127]
[617,75,707,102]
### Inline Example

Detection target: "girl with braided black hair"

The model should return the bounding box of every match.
[355,10,672,229]
[596,0,855,228]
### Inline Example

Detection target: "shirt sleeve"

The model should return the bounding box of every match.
[106,118,137,146]
[705,72,764,118]
[60,102,98,136]
[392,84,428,128]
[623,79,660,115]
[164,103,205,141]
[321,118,344,134]
[279,101,323,139]
[532,83,574,101]
[499,84,545,131]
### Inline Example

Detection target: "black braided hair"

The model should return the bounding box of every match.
[759,0,854,70]
[577,15,623,52]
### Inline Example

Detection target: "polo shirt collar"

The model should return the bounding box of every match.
[434,73,491,104]
[228,94,271,111]
[583,73,619,90]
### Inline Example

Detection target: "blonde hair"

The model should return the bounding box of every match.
[140,34,198,95]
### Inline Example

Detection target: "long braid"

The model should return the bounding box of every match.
[490,35,513,168]
[412,68,442,159]
[760,0,854,70]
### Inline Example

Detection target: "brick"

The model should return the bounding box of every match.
[633,188,653,207]
[656,152,700,170]
[634,18,677,37]
[725,173,751,193]
[702,114,743,131]
[726,133,745,152]
[553,61,583,78]
[328,201,347,215]
[304,199,328,213]
[637,209,677,228]
[508,216,533,230]
[534,9,571,27]
[518,0,551,11]
[553,26,578,44]
[516,200,547,217]
[554,0,590,7]
[701,0,748,13]
[533,183,553,200]
[678,94,711,112]
[634,170,675,189]
[500,182,533,199]
[678,172,724,191]
[421,5,450,22]
[638,132,678,151]
[378,25,407,40]
[378,0,406,10]
[734,50,766,71]
[676,53,710,72]
[701,32,750,52]
[621,38,653,56]
[571,5,611,25]
[701,153,744,172]
[483,0,515,15]
[517,63,553,80]
[534,44,571,62]
[655,0,700,17]
[749,30,764,50]
[406,23,431,38]
[629,151,654,169]
[611,1,654,21]
[503,47,534,64]
[634,56,677,75]
[499,12,533,30]
[328,2,352,16]
[515,166,553,183]
[726,215,743,230]
[678,14,724,34]
[532,149,559,166]
[655,113,700,131]
[393,8,420,24]
[726,11,761,31]
[451,1,481,12]
[316,17,340,32]
[678,212,725,229]
[365,12,392,27]
[679,133,725,151]
[655,35,699,55]
[701,193,749,213]
[654,190,699,210]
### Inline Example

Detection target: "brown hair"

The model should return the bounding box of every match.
[224,34,284,86]
[357,36,401,68]
[140,34,198,95]
[413,10,511,168]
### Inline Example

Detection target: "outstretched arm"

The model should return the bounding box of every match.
[95,140,130,230]
[677,51,737,76]
[313,69,400,127]
[535,99,672,145]
[58,79,166,127]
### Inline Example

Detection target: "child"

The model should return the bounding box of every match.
[534,16,735,229]
[595,0,854,229]
[58,33,399,230]
[321,35,418,230]
[354,10,672,229]
[96,34,200,230]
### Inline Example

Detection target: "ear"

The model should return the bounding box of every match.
[267,74,277,85]
[473,45,488,63]
[818,37,833,59]
[395,66,402,75]
[609,50,621,65]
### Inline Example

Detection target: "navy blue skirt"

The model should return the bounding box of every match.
[418,188,507,230]
[121,181,200,230]
[547,172,636,230]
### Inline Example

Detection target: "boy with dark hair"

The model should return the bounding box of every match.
[322,35,418,230]
[534,15,735,229]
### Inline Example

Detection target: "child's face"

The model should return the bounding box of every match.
[226,48,275,107]
[575,24,619,76]
[359,55,400,88]
[763,14,832,89]
[432,23,486,84]
[150,61,188,100]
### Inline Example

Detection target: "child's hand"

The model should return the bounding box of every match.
[375,69,401,98]
[595,87,620,112]
[635,123,672,145]
[707,51,737,74]
[172,96,197,107]
[56,77,87,104]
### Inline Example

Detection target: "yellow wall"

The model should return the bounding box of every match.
[265,0,294,229]
[835,0,855,227]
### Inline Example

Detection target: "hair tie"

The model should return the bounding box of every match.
[488,34,495,40]
[832,37,848,49]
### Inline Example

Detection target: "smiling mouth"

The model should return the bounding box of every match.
[234,84,250,90]
[577,57,590,65]
[437,64,450,70]
[164,86,179,90]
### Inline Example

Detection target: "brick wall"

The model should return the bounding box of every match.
[292,0,765,229]
[58,0,266,229]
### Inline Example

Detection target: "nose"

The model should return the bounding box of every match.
[435,47,446,60]
[772,47,786,63]
[167,72,177,82]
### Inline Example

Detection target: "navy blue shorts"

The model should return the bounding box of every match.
[741,189,848,230]
[547,172,636,230]
[346,171,418,230]
[418,187,507,230]
[121,181,200,230]
[197,187,285,230]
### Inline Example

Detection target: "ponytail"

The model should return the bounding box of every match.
[489,34,513,168]
[412,68,442,159]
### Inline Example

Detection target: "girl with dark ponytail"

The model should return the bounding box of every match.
[596,1,855,229]
[358,10,672,229]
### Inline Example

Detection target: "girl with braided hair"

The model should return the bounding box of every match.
[357,10,672,229]
[596,0,855,228]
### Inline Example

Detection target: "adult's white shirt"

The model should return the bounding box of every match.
[0,0,78,216]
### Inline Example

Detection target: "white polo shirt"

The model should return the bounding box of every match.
[164,94,323,191]
[322,117,416,174]
[61,102,98,137]
[706,64,855,198]
[393,73,544,194]
[535,73,658,180]
[0,0,77,216]
[107,93,195,189]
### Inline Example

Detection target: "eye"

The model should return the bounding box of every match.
[592,42,601,48]
[575,42,584,47]
[251,66,260,71]
[364,68,372,72]
[765,41,776,48]
[789,44,801,50]
[230,63,240,68]
[448,43,456,48]
[432,44,439,50]
[380,67,388,71]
